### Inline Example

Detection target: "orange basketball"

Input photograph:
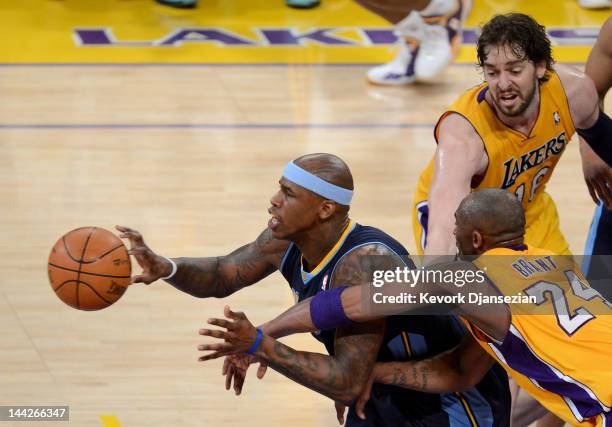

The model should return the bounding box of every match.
[47,227,131,311]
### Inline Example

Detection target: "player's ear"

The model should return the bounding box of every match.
[318,200,336,220]
[472,230,484,250]
[535,60,546,80]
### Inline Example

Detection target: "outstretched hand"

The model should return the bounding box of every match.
[115,225,173,284]
[334,401,346,425]
[222,354,268,395]
[198,306,260,361]
[355,368,375,420]
[580,141,612,209]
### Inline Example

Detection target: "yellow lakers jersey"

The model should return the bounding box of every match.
[469,246,612,426]
[413,72,575,255]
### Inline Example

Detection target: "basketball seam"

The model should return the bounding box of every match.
[54,279,114,305]
[48,262,130,278]
[76,228,96,310]
[77,281,115,305]
[80,244,125,264]
[62,235,84,264]
[53,279,80,292]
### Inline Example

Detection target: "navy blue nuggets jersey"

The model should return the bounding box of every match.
[279,221,510,427]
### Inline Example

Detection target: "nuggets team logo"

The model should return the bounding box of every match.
[553,111,560,126]
[321,274,329,291]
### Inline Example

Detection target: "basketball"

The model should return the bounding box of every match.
[47,227,131,311]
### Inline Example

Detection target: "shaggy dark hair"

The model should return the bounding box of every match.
[477,13,555,82]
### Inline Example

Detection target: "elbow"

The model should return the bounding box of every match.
[191,286,233,299]
[211,289,233,299]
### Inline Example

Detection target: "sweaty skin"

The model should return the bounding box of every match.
[424,43,600,256]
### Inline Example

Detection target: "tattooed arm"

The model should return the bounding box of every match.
[256,244,393,404]
[373,334,495,393]
[117,226,289,298]
[254,321,384,405]
[199,244,405,404]
[253,259,510,343]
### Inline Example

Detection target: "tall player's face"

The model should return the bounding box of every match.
[483,44,545,118]
[268,178,321,240]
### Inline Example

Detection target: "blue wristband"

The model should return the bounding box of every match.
[246,328,263,355]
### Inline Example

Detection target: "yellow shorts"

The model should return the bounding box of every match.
[411,190,571,256]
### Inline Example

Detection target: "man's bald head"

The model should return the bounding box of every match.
[294,153,354,191]
[454,189,526,255]
[457,189,525,235]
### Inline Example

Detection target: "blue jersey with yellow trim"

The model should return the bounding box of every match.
[279,221,511,427]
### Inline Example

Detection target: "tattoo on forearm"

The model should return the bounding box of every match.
[388,364,429,391]
[167,229,285,298]
[265,330,381,405]
[421,366,428,391]
[392,367,407,386]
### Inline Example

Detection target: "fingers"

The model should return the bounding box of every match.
[130,274,151,285]
[198,328,231,340]
[334,402,346,425]
[117,228,145,245]
[355,397,367,420]
[224,305,246,321]
[356,372,375,420]
[257,361,268,379]
[586,180,600,205]
[222,357,231,376]
[233,368,246,395]
[207,318,235,330]
[598,180,612,210]
[225,362,235,390]
[198,351,231,362]
[127,247,148,256]
[198,342,231,352]
[591,180,612,210]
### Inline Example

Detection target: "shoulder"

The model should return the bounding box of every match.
[346,225,408,255]
[555,65,599,128]
[437,112,484,149]
[254,228,291,267]
[330,242,405,288]
[434,113,487,175]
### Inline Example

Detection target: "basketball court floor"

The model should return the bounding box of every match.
[0,0,609,425]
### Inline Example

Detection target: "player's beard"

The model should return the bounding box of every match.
[494,78,537,117]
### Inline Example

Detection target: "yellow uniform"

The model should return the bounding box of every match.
[467,246,612,426]
[413,72,574,255]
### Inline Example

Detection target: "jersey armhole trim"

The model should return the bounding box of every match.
[279,242,295,274]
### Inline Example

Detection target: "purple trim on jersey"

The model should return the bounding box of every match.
[416,201,429,251]
[445,0,463,42]
[477,86,489,103]
[492,325,609,421]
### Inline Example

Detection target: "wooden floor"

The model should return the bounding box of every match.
[0,62,608,426]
